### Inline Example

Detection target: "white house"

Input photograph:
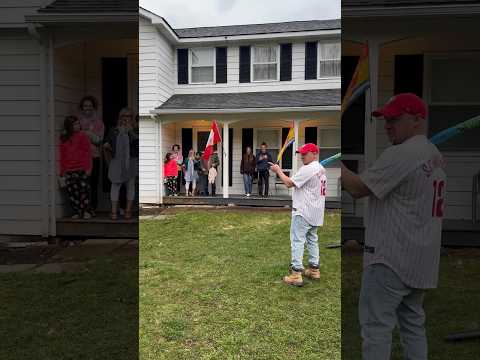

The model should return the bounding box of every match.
[342,0,480,244]
[139,8,341,206]
[0,0,138,237]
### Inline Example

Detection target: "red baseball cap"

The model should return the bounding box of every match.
[296,143,319,155]
[372,93,428,119]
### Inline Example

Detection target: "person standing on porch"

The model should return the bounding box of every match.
[78,95,104,217]
[103,108,138,220]
[172,144,183,196]
[183,149,199,196]
[341,93,445,360]
[163,153,178,196]
[269,143,326,287]
[240,146,256,197]
[59,116,93,220]
[256,142,273,197]
[197,151,209,195]
[208,150,220,196]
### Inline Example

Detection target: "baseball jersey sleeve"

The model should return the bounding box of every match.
[359,145,420,200]
[292,163,320,188]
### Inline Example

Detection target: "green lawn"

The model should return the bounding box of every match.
[342,250,480,359]
[140,209,341,360]
[0,256,138,360]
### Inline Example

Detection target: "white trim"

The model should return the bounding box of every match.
[251,44,280,82]
[156,116,163,204]
[317,40,341,80]
[188,47,216,85]
[39,35,49,237]
[48,34,56,236]
[223,122,230,198]
[152,105,340,114]
[25,14,138,23]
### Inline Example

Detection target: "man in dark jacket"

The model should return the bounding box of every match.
[256,142,273,197]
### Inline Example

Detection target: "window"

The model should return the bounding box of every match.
[189,48,215,83]
[318,41,340,78]
[252,45,279,81]
[427,54,480,151]
[319,128,340,167]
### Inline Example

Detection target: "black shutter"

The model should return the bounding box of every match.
[181,128,193,160]
[242,128,253,153]
[239,46,251,83]
[305,42,317,80]
[216,47,227,84]
[280,43,292,81]
[305,127,318,145]
[281,128,293,169]
[394,54,424,97]
[177,49,188,84]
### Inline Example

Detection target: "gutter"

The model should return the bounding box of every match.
[151,105,340,115]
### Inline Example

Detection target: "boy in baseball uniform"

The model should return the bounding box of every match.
[341,93,446,360]
[269,143,327,287]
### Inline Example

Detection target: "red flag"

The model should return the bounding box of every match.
[203,120,222,160]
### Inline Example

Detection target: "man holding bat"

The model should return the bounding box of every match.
[269,143,327,287]
[341,93,446,360]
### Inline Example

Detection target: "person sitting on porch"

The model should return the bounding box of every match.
[172,144,183,195]
[59,115,93,220]
[256,142,273,197]
[208,150,220,197]
[163,152,178,196]
[240,146,256,197]
[103,108,138,220]
[269,143,327,287]
[78,95,104,217]
[183,149,199,196]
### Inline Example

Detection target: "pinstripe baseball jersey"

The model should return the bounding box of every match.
[291,161,327,226]
[359,135,446,289]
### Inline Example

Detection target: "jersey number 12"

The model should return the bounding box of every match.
[320,179,327,196]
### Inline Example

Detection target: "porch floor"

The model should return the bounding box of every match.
[342,216,480,247]
[162,194,341,208]
[56,212,138,239]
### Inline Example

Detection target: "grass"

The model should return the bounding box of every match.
[140,209,341,360]
[0,256,138,360]
[342,249,480,359]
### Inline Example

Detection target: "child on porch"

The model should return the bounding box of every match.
[208,156,218,197]
[164,153,178,196]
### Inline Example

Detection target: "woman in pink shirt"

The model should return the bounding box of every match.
[78,96,104,216]
[59,116,92,219]
[163,153,178,196]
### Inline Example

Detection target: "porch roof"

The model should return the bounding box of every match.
[37,0,137,13]
[154,89,340,114]
[174,20,341,38]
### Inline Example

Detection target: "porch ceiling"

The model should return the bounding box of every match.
[154,90,340,114]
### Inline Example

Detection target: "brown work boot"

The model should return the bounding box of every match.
[304,266,320,280]
[283,270,304,287]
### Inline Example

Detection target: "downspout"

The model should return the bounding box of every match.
[48,34,56,236]
[28,24,50,237]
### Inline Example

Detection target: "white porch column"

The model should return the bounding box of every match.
[157,116,164,204]
[365,39,379,169]
[292,119,300,175]
[222,121,229,198]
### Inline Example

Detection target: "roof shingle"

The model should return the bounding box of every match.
[157,90,340,111]
[174,19,340,38]
[38,0,137,13]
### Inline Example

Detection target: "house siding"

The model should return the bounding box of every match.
[0,29,44,235]
[0,1,50,28]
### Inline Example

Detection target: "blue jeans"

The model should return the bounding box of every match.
[359,264,427,360]
[243,173,253,194]
[290,215,319,271]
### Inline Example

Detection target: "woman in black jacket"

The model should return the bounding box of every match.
[240,146,256,197]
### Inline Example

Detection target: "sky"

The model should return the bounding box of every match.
[140,0,340,29]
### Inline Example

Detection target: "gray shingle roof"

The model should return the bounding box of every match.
[38,0,137,13]
[174,19,340,38]
[343,0,479,7]
[157,90,340,110]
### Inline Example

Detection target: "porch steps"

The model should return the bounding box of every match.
[162,195,341,209]
[342,216,480,247]
[56,213,138,239]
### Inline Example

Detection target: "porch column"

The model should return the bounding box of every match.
[365,39,379,168]
[222,121,229,198]
[292,119,300,174]
[157,116,163,204]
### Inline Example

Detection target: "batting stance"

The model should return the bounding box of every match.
[341,93,446,359]
[269,143,327,287]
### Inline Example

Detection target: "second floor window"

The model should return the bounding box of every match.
[318,41,340,78]
[252,45,278,81]
[190,48,215,83]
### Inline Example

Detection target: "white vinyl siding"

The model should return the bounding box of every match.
[251,45,279,82]
[189,48,215,84]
